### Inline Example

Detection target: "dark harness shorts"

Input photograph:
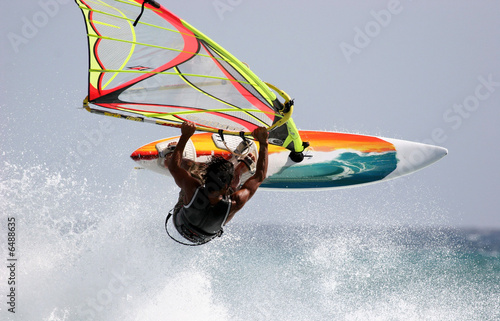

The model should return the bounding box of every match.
[168,186,231,245]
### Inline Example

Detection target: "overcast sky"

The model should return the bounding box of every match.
[1,0,500,228]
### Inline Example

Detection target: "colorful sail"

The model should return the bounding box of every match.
[75,0,304,152]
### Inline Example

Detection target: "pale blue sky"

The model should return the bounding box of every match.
[1,0,500,228]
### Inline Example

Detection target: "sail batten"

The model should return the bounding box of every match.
[76,0,303,152]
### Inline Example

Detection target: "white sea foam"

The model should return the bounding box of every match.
[1,161,498,321]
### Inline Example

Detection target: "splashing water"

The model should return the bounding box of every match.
[1,161,499,321]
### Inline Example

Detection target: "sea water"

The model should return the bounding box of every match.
[1,162,499,321]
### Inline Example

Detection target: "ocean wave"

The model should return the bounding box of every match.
[2,161,499,321]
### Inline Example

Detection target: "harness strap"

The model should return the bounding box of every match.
[165,210,222,246]
[218,129,225,141]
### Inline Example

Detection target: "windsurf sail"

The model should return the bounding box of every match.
[75,0,305,154]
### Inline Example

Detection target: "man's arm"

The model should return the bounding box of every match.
[226,127,268,223]
[166,122,200,202]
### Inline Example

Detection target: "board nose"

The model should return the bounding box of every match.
[384,138,448,179]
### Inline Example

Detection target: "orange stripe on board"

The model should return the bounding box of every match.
[130,131,396,159]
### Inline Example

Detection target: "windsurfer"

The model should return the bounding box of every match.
[165,121,269,245]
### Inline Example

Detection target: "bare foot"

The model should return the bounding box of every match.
[230,153,256,190]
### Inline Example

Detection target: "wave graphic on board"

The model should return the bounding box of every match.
[262,150,398,189]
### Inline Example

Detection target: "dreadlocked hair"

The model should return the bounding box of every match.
[203,156,234,192]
